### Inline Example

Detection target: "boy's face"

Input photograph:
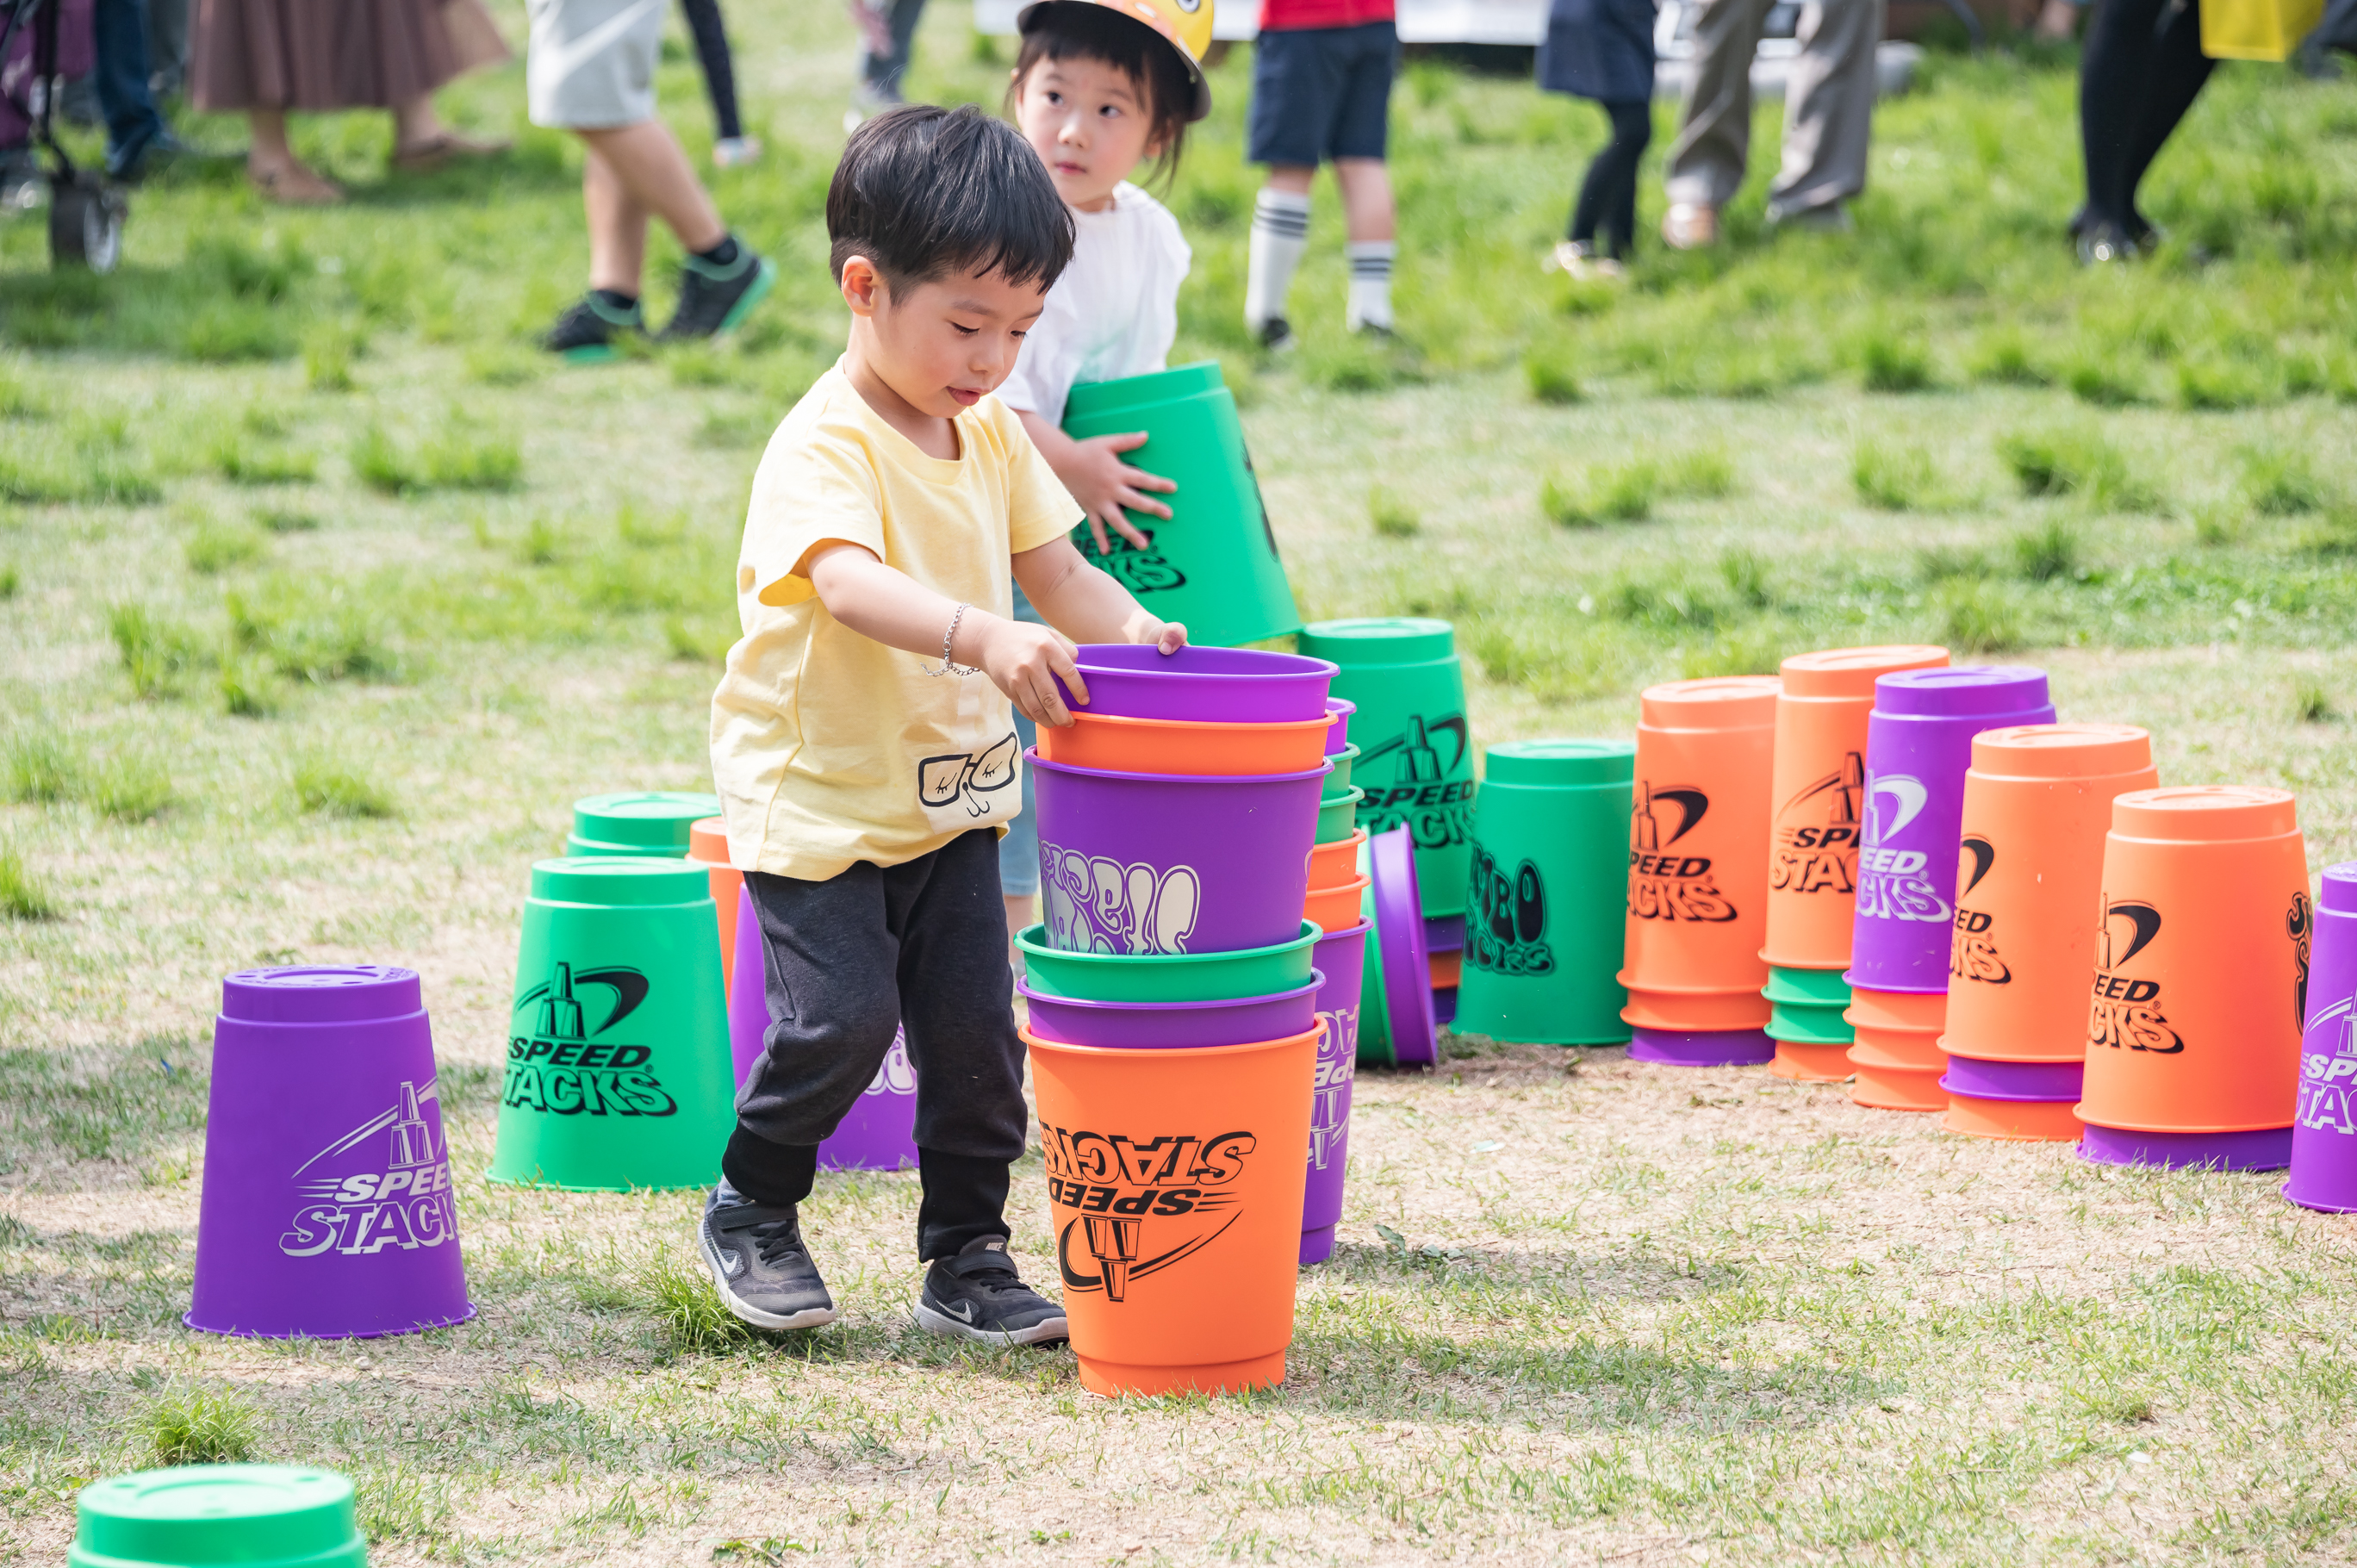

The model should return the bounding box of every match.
[1013,54,1160,214]
[840,257,1047,420]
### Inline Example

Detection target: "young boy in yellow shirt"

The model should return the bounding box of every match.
[703,103,1185,1342]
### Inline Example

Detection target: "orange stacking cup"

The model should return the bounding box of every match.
[1308,828,1370,890]
[1940,725,2157,1142]
[1845,987,1949,1111]
[1035,712,1333,776]
[2076,787,2310,1169]
[1620,677,1781,1059]
[1762,645,1951,969]
[1029,1024,1318,1397]
[687,818,741,984]
[1304,874,1371,934]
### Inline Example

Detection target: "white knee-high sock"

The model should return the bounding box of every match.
[1246,189,1311,333]
[1345,240,1395,332]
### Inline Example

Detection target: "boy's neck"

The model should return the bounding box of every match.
[843,330,961,462]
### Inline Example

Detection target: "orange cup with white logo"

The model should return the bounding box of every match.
[1029,1023,1317,1397]
[1619,677,1781,1036]
[2076,787,2310,1162]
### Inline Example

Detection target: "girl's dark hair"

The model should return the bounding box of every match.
[826,103,1077,291]
[1006,3,1195,191]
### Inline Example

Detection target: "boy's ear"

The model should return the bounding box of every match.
[839,254,885,318]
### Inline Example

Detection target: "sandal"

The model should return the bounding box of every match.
[1661,202,1720,251]
[248,162,343,205]
[392,131,511,172]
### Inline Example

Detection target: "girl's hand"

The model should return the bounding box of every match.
[1059,432,1177,557]
[978,617,1089,726]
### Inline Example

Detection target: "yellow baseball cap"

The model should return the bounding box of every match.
[1017,0,1215,122]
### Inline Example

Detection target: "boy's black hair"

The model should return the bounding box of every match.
[827,103,1076,292]
[1007,4,1195,191]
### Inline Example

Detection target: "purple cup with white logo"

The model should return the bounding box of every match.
[1845,667,2055,994]
[1032,751,1330,956]
[1303,922,1369,1264]
[1052,645,1338,723]
[189,967,476,1340]
[730,886,916,1170]
[1018,974,1322,1049]
[2286,863,2357,1210]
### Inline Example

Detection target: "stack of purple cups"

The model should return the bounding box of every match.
[2287,863,2357,1211]
[1013,646,1367,1266]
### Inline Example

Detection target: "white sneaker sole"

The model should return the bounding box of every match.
[915,1300,1069,1347]
[698,1223,839,1332]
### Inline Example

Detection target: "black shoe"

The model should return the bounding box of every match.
[916,1236,1068,1346]
[540,292,645,361]
[2076,220,2138,266]
[698,1190,838,1331]
[1257,317,1296,353]
[106,127,194,184]
[658,244,775,341]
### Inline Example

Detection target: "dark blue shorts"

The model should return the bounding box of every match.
[1247,22,1398,167]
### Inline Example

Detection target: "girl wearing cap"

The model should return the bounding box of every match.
[993,0,1210,959]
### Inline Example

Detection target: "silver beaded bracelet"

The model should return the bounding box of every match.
[920,602,980,677]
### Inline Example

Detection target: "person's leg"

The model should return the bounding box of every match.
[145,0,186,96]
[582,140,653,296]
[2118,0,2215,234]
[1664,0,1771,223]
[679,0,743,141]
[247,109,342,202]
[2078,0,2170,233]
[1573,98,1651,254]
[1768,0,1883,221]
[859,0,926,100]
[1246,29,1338,345]
[1330,22,1398,332]
[90,0,167,170]
[576,121,727,264]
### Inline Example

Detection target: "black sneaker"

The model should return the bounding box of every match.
[698,1190,838,1331]
[658,245,775,341]
[1257,317,1296,353]
[541,292,645,361]
[916,1237,1068,1346]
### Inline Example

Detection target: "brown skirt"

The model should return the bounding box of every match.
[190,0,511,112]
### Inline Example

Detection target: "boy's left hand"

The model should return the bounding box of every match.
[1137,619,1187,654]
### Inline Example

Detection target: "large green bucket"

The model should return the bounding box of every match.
[567,792,722,858]
[1297,619,1473,918]
[1455,740,1634,1046]
[1060,362,1302,650]
[489,856,735,1192]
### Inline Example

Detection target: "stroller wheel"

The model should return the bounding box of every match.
[49,176,127,273]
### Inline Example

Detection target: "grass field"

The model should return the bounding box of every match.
[8,0,2357,1560]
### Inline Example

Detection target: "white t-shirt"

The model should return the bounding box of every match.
[998,183,1191,428]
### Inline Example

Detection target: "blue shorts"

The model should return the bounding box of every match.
[1247,22,1398,167]
[998,581,1045,899]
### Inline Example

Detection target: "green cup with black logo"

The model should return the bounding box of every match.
[1061,362,1302,650]
[1297,619,1474,919]
[1455,740,1634,1046]
[489,856,734,1192]
[567,792,723,858]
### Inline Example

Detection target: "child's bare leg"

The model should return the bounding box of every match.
[1334,157,1396,332]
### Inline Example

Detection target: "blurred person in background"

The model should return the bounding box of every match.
[849,0,924,120]
[1537,0,1657,277]
[680,0,760,164]
[1658,0,1881,246]
[2073,0,2211,261]
[190,0,511,202]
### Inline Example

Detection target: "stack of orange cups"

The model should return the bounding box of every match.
[1620,677,1781,1066]
[2076,787,2310,1172]
[1760,646,1950,1081]
[1938,725,2157,1142]
[1306,827,1372,934]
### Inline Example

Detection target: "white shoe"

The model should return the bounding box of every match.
[712,136,763,168]
[1661,202,1720,250]
[1545,240,1626,281]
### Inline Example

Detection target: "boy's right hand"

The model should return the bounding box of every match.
[979,616,1089,727]
[1059,432,1177,557]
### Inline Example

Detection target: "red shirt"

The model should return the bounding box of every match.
[1259,0,1396,31]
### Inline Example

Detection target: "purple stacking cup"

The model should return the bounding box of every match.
[1017,974,1323,1049]
[1303,922,1369,1265]
[2287,863,2357,1210]
[1369,826,1440,1067]
[189,967,475,1340]
[1053,645,1338,723]
[1628,1027,1776,1067]
[1845,666,2056,994]
[1941,1055,2084,1101]
[1031,751,1330,955]
[729,886,916,1170]
[1325,697,1357,756]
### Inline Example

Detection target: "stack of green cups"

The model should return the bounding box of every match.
[1455,740,1635,1046]
[1763,967,1855,1047]
[567,791,723,858]
[72,1465,368,1568]
[489,856,735,1192]
[1296,619,1473,920]
[1060,362,1302,650]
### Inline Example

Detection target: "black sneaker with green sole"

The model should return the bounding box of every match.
[660,246,776,341]
[541,292,645,362]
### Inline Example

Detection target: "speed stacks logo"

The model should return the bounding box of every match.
[1357,713,1473,854]
[1045,1123,1255,1303]
[1770,750,1863,899]
[2086,899,2184,1055]
[1949,834,2011,985]
[1628,781,1734,922]
[280,1080,460,1260]
[504,960,679,1117]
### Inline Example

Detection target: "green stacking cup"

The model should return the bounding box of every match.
[1298,619,1474,919]
[490,856,734,1192]
[1322,744,1359,802]
[1764,965,1855,1045]
[1456,740,1634,1046]
[1060,362,1302,650]
[72,1465,366,1568]
[1016,919,1321,1003]
[1315,787,1364,846]
[567,791,723,858]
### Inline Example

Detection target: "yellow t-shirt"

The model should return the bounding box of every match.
[710,363,1078,881]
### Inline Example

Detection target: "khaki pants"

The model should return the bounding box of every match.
[1663,0,1886,218]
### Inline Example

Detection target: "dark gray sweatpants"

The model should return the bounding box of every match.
[725,827,1025,1258]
